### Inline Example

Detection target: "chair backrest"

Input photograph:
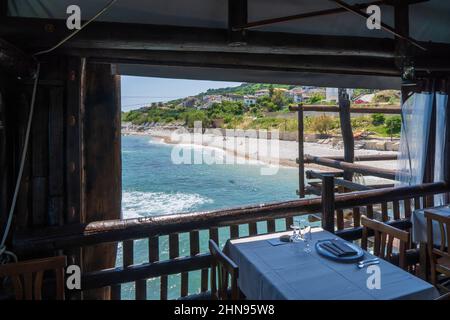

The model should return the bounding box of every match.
[361,216,410,269]
[208,240,239,300]
[435,292,450,300]
[0,256,66,300]
[424,210,450,257]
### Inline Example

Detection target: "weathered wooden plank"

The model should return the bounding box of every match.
[338,89,354,181]
[65,57,85,225]
[230,225,239,239]
[48,87,64,226]
[82,63,121,300]
[404,199,412,218]
[321,174,335,232]
[0,17,398,58]
[31,89,49,227]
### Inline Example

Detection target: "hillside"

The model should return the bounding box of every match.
[200,83,294,97]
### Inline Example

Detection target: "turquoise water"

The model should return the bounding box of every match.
[118,135,302,299]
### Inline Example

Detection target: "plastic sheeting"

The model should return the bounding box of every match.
[396,93,433,187]
[434,93,449,205]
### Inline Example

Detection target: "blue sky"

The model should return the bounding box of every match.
[121,76,242,111]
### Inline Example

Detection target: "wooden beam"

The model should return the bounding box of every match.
[289,104,402,114]
[304,154,397,180]
[74,49,399,77]
[0,17,396,58]
[303,154,397,162]
[0,38,34,77]
[82,254,211,290]
[228,0,247,44]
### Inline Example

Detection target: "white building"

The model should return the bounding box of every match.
[243,95,257,106]
[255,89,270,97]
[289,88,303,103]
[325,88,354,102]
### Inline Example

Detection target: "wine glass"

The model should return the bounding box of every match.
[290,218,302,242]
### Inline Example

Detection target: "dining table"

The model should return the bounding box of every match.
[225,228,439,300]
[412,205,450,245]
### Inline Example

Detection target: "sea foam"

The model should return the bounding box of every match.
[122,191,213,219]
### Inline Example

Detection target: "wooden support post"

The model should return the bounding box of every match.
[228,0,247,45]
[297,105,305,198]
[338,89,354,182]
[394,1,410,72]
[83,62,122,299]
[321,173,335,233]
[0,86,6,230]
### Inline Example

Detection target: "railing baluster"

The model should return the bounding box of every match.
[148,237,164,300]
[248,222,257,236]
[230,225,239,239]
[353,207,361,227]
[123,240,134,267]
[267,219,276,233]
[393,200,400,220]
[135,280,147,300]
[209,227,219,244]
[285,216,294,230]
[381,202,388,221]
[404,199,412,218]
[110,284,121,300]
[336,209,344,230]
[366,205,374,219]
[414,196,421,210]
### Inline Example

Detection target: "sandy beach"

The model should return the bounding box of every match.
[122,127,398,184]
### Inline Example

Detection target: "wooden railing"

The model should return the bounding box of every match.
[12,181,449,300]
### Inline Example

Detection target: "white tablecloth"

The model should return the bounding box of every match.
[412,206,450,245]
[226,229,438,300]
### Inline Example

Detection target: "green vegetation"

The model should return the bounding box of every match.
[122,83,402,138]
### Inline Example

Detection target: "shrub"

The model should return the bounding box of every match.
[371,113,385,126]
[384,116,402,135]
[309,114,336,135]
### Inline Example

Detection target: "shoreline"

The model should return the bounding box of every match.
[122,128,399,178]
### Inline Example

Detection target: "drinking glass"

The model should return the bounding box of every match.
[290,218,302,242]
[302,225,312,253]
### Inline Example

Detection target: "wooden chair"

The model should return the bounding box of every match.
[0,256,66,300]
[361,216,410,269]
[425,211,450,289]
[435,292,450,300]
[208,239,239,300]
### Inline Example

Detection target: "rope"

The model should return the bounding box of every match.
[0,0,119,264]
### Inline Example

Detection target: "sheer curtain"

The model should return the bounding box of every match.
[434,93,449,205]
[395,93,434,186]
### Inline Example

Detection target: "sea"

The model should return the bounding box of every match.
[118,135,305,299]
